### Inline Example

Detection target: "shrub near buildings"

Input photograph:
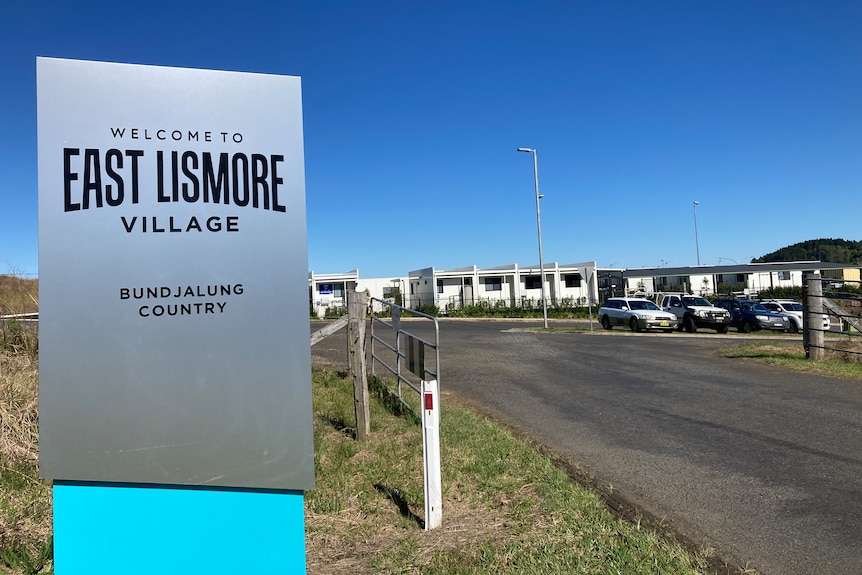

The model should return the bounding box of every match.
[446,299,598,319]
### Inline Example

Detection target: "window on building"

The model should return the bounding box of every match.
[437,280,444,294]
[464,278,472,285]
[484,277,502,291]
[564,273,582,288]
[778,271,790,281]
[332,283,344,298]
[525,275,542,290]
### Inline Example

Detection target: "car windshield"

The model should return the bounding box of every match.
[742,302,768,312]
[682,296,712,306]
[783,303,803,311]
[628,300,660,311]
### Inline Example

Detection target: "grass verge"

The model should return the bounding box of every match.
[307,368,713,574]
[720,341,862,380]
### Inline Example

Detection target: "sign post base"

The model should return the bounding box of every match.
[53,482,307,575]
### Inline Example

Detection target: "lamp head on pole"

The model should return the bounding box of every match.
[693,201,699,207]
[517,147,534,153]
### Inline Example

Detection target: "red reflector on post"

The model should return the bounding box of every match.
[424,393,434,410]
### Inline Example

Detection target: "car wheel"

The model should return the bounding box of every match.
[629,317,641,332]
[601,315,612,330]
[740,320,753,334]
[788,321,799,334]
[715,325,729,334]
[684,315,697,333]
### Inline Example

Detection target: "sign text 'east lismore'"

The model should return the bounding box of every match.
[62,128,289,233]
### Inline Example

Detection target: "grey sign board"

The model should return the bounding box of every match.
[37,58,314,490]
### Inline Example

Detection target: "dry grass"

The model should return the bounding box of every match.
[0,355,39,463]
[0,275,39,363]
[0,273,51,573]
[0,352,52,565]
[306,497,510,575]
[0,276,38,317]
[823,336,862,364]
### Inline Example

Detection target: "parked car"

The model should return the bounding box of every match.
[711,299,791,333]
[759,299,830,333]
[599,297,679,332]
[659,294,732,333]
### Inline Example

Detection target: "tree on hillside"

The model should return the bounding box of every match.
[752,238,862,265]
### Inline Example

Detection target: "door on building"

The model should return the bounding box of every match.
[462,281,474,306]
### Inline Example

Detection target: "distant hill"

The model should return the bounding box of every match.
[752,239,862,265]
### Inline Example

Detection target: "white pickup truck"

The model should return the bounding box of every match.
[660,294,732,333]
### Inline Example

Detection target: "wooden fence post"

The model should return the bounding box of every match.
[804,272,825,360]
[347,290,371,440]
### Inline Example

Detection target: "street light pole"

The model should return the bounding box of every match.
[517,147,548,328]
[692,201,701,266]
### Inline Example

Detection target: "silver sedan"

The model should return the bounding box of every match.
[599,297,680,332]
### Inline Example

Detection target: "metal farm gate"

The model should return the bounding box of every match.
[368,299,440,414]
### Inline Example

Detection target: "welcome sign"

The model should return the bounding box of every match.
[38,58,314,491]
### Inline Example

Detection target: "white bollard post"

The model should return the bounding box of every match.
[421,379,442,530]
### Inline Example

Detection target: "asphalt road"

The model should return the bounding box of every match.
[311,319,862,575]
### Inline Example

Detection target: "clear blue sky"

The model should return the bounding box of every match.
[2,1,860,278]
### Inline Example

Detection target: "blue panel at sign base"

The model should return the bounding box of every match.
[53,483,306,575]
